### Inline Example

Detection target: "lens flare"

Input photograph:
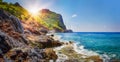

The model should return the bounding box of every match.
[28,7,40,15]
[23,0,54,16]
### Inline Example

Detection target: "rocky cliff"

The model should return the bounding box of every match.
[0,1,70,32]
[39,9,67,32]
[0,1,73,62]
[0,9,63,62]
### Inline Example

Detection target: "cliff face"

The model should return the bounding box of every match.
[0,9,24,33]
[0,2,68,32]
[0,9,27,52]
[0,9,63,62]
[0,1,71,61]
[39,9,67,32]
[58,14,66,30]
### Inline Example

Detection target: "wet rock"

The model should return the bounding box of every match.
[86,56,103,62]
[27,34,63,48]
[45,48,58,61]
[40,29,48,35]
[56,44,103,62]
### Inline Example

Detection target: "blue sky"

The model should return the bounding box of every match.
[4,0,120,32]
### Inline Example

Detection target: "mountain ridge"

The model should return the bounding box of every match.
[0,1,72,32]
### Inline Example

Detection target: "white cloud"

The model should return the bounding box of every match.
[72,14,77,18]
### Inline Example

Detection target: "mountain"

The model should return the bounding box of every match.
[0,1,71,32]
[39,9,67,32]
[0,1,103,62]
[0,8,63,62]
[0,1,65,61]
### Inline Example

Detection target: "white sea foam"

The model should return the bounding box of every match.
[101,53,110,62]
[54,34,111,62]
[72,43,99,56]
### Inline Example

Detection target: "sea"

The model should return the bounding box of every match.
[55,32,120,61]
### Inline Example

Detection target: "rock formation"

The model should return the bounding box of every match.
[0,9,63,62]
[39,9,68,32]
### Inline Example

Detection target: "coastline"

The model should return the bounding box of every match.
[53,36,103,62]
[54,33,120,62]
[0,1,120,62]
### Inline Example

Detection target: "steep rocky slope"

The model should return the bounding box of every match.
[0,1,70,32]
[39,9,67,32]
[0,9,63,62]
[0,1,74,62]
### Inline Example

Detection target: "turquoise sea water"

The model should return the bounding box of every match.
[56,32,120,60]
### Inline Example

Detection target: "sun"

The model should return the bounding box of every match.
[28,7,40,16]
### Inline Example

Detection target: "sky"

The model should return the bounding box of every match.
[4,0,120,32]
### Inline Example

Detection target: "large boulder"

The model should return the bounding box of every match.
[0,9,24,33]
[0,30,27,54]
[0,33,11,54]
[0,9,28,55]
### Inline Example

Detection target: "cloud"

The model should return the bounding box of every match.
[72,14,77,18]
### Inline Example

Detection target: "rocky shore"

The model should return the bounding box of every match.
[0,9,105,62]
[0,9,63,62]
[54,42,103,62]
[0,8,104,62]
[0,3,107,62]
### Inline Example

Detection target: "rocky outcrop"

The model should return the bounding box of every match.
[26,30,63,48]
[0,9,28,56]
[41,9,66,30]
[56,43,103,62]
[40,9,69,32]
[0,32,11,54]
[0,2,72,61]
[1,0,72,33]
[64,29,73,33]
[14,2,22,7]
[0,9,24,33]
[0,9,64,62]
[58,14,66,30]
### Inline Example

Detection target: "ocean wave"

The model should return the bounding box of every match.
[54,34,116,62]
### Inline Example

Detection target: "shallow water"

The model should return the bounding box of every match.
[56,32,120,60]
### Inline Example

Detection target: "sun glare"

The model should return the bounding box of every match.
[26,0,54,16]
[29,8,40,16]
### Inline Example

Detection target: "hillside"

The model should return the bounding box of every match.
[0,1,65,61]
[0,1,68,32]
[0,1,105,62]
[0,1,67,61]
[0,8,64,61]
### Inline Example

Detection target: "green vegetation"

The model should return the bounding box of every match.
[0,1,29,20]
[0,1,65,32]
[0,0,2,2]
[39,11,63,31]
